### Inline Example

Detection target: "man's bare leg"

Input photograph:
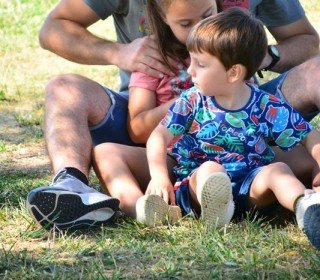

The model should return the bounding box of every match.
[45,73,111,177]
[26,74,120,230]
[281,56,320,115]
[273,56,320,186]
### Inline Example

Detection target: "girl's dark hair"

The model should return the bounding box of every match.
[146,1,220,72]
[187,7,268,80]
[146,0,189,72]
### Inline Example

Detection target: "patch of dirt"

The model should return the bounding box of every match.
[0,104,51,175]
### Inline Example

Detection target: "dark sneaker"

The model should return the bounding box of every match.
[296,190,320,249]
[26,169,120,230]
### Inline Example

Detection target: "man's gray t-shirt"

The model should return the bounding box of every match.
[249,0,305,27]
[83,0,305,91]
[83,0,148,92]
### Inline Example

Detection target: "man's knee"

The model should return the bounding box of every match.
[45,74,86,101]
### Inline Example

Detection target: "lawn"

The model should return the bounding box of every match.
[1,1,320,278]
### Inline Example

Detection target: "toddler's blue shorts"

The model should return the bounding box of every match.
[174,167,280,220]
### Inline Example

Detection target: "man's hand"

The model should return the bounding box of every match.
[146,176,176,205]
[116,35,174,78]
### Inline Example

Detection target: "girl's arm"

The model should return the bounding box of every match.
[128,86,176,143]
[146,124,175,204]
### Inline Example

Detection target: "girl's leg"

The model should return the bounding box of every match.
[249,162,305,211]
[92,143,176,218]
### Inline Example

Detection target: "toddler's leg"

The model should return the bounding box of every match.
[189,161,234,227]
[295,191,320,249]
[250,162,320,249]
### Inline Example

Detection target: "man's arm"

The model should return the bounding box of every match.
[39,0,172,77]
[261,16,319,73]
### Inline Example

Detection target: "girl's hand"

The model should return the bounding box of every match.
[146,177,176,205]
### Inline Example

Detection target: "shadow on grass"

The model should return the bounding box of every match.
[0,172,51,207]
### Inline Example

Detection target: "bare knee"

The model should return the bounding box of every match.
[45,74,111,125]
[45,74,83,101]
[93,143,124,167]
[263,162,292,177]
[198,161,226,174]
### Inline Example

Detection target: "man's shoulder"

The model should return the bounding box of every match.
[83,0,132,19]
[250,0,305,27]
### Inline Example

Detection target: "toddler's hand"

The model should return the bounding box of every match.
[146,177,175,205]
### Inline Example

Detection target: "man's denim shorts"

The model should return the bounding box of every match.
[89,88,138,147]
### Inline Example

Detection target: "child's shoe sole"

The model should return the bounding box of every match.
[136,194,181,227]
[199,172,234,228]
[303,203,320,250]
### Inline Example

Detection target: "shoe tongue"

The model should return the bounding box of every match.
[52,168,68,184]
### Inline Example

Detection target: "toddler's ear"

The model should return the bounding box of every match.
[227,64,246,83]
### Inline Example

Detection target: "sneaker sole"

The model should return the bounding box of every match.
[303,204,320,249]
[136,194,181,227]
[200,172,234,228]
[26,189,120,230]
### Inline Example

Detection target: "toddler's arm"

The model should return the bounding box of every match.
[146,124,175,204]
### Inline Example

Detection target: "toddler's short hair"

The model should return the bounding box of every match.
[187,7,267,80]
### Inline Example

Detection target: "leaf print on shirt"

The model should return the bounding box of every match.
[275,129,301,148]
[219,152,245,163]
[196,122,220,139]
[172,98,192,116]
[201,142,225,154]
[225,111,248,128]
[189,120,201,134]
[254,137,267,154]
[169,123,185,136]
[266,106,289,132]
[195,108,216,123]
[214,134,244,153]
[291,112,309,130]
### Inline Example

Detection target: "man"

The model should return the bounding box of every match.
[27,0,319,230]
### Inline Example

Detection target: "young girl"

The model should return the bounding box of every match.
[146,8,320,249]
[93,0,219,221]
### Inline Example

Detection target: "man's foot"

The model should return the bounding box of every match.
[198,172,234,228]
[295,190,320,249]
[26,169,120,230]
[135,194,182,227]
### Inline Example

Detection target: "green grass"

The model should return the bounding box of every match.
[1,0,320,278]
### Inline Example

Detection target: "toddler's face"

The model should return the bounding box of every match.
[188,51,228,96]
